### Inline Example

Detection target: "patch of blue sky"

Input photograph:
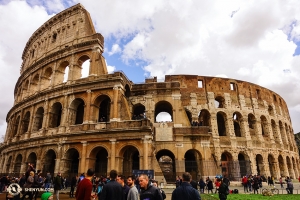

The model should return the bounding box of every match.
[282,20,300,56]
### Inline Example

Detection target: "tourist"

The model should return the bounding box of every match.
[139,174,163,200]
[198,178,205,194]
[21,171,34,200]
[117,174,130,200]
[69,175,77,198]
[152,180,166,199]
[100,169,124,200]
[286,179,294,194]
[127,175,139,200]
[218,178,229,200]
[75,168,96,200]
[53,172,62,200]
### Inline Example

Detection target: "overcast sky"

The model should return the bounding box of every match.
[0,0,300,140]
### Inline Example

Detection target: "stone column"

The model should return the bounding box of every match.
[83,90,92,123]
[54,144,62,174]
[42,99,49,129]
[80,141,88,173]
[60,94,69,127]
[112,86,119,120]
[143,136,152,169]
[110,139,116,170]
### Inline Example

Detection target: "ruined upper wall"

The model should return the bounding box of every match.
[21,3,98,73]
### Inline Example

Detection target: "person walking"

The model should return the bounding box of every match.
[70,176,77,198]
[171,172,201,200]
[100,170,124,200]
[117,175,130,200]
[75,169,96,200]
[53,172,62,200]
[139,174,163,200]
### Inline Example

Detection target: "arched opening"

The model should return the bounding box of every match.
[279,121,287,145]
[215,96,225,108]
[156,149,176,183]
[278,155,284,177]
[31,74,40,94]
[65,148,79,175]
[14,154,22,175]
[268,105,275,116]
[6,156,12,173]
[268,154,276,178]
[233,112,242,137]
[22,80,29,98]
[90,147,108,177]
[260,116,268,136]
[42,67,53,89]
[63,66,69,83]
[121,146,140,177]
[21,111,30,134]
[32,107,44,131]
[248,113,256,135]
[286,157,294,179]
[132,104,146,120]
[238,153,250,177]
[221,152,233,179]
[256,154,265,175]
[271,120,280,143]
[155,101,173,122]
[13,116,20,137]
[217,112,227,136]
[27,152,37,167]
[69,98,85,125]
[56,61,69,84]
[94,95,111,122]
[49,102,62,128]
[80,58,90,78]
[185,150,202,180]
[125,84,131,98]
[198,109,210,126]
[43,150,56,174]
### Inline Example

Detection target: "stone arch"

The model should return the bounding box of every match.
[56,60,70,84]
[41,67,53,89]
[268,154,276,178]
[215,96,225,108]
[260,115,268,136]
[292,157,298,178]
[89,146,108,177]
[31,73,40,94]
[217,111,227,136]
[78,55,91,79]
[198,109,210,126]
[221,151,233,179]
[13,115,20,137]
[43,149,56,174]
[268,105,275,116]
[278,155,285,177]
[119,145,140,177]
[256,154,265,175]
[271,119,280,144]
[132,103,146,120]
[233,112,243,137]
[94,95,111,122]
[6,156,12,173]
[155,101,173,122]
[69,98,85,125]
[21,111,30,134]
[49,102,62,128]
[184,149,202,180]
[279,121,287,145]
[32,107,44,131]
[22,80,29,98]
[64,148,80,175]
[247,113,256,136]
[14,154,22,174]
[27,152,37,167]
[286,156,294,179]
[124,84,131,98]
[156,149,176,183]
[238,153,251,177]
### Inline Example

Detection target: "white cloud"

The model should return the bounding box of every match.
[108,44,121,56]
[107,65,116,73]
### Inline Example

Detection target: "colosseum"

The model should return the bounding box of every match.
[0,3,299,183]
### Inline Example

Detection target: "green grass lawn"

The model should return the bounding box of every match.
[200,193,300,200]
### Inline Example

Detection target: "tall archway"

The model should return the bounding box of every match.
[21,111,30,134]
[94,95,111,122]
[233,112,242,137]
[90,147,108,177]
[286,157,294,178]
[43,150,56,174]
[49,102,62,128]
[155,101,173,122]
[238,153,251,177]
[14,154,22,175]
[260,116,268,136]
[217,112,227,136]
[27,152,37,167]
[278,155,284,177]
[32,107,44,131]
[221,152,233,179]
[65,148,79,175]
[185,150,202,180]
[268,154,276,178]
[156,150,176,183]
[13,116,20,137]
[78,55,90,78]
[248,113,256,136]
[121,146,140,177]
[69,98,85,125]
[256,154,265,175]
[198,109,210,126]
[215,96,225,108]
[125,84,131,98]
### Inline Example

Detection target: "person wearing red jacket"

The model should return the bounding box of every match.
[75,169,96,200]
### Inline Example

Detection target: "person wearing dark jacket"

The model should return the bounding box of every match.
[100,169,124,200]
[139,174,163,200]
[218,179,229,200]
[171,172,201,200]
[54,172,62,200]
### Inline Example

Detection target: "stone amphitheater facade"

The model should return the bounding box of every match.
[0,4,299,182]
